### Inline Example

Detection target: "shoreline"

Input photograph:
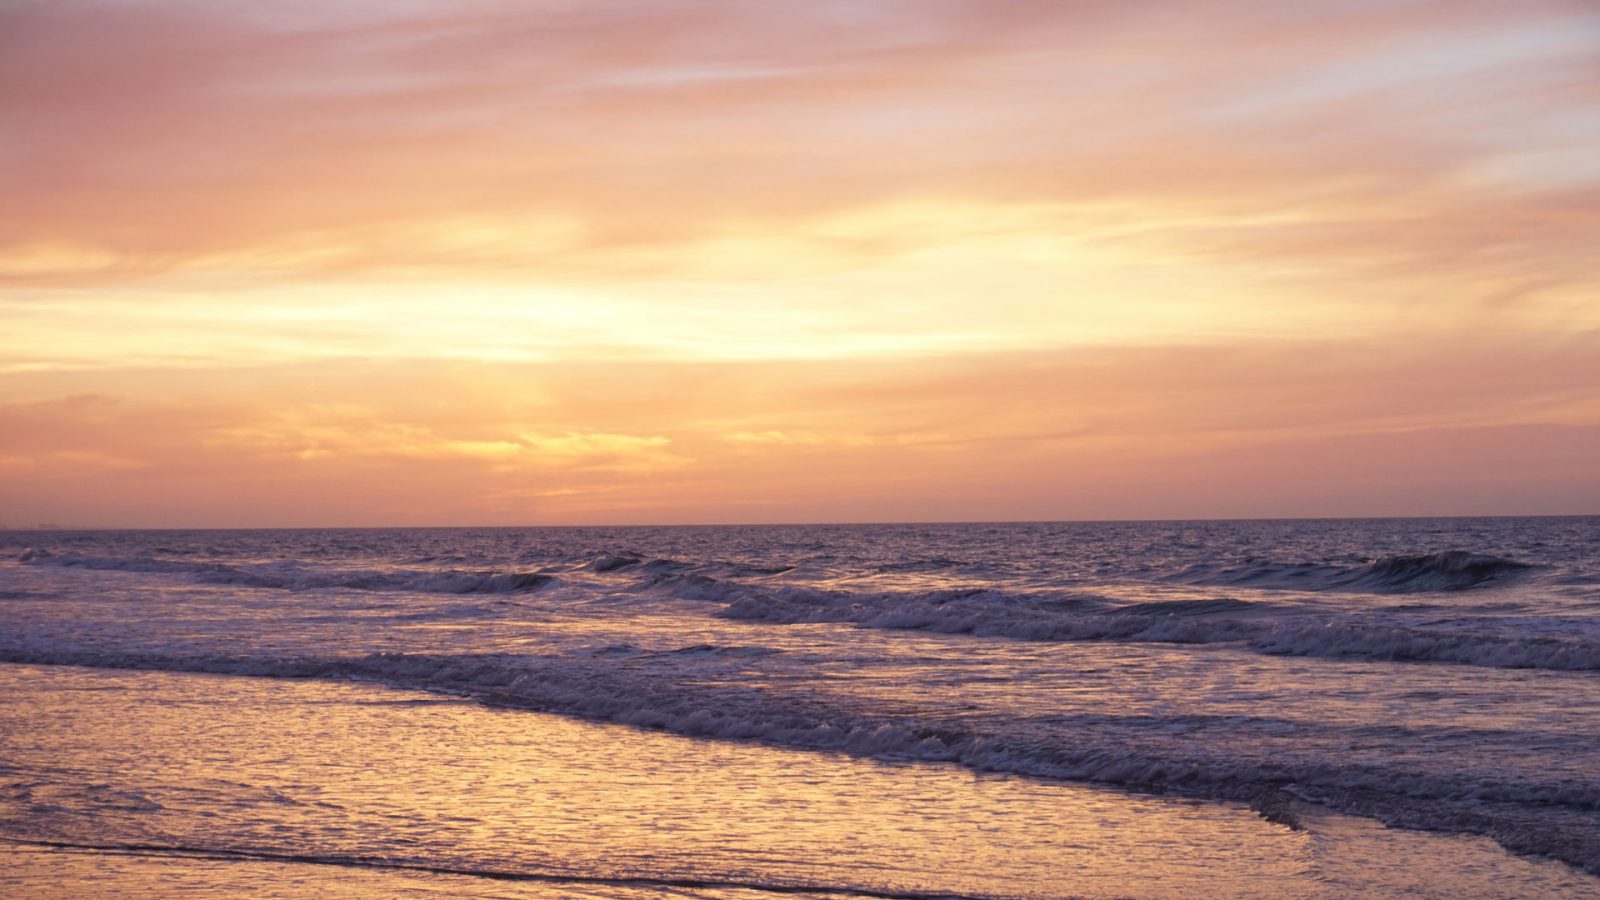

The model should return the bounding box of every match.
[5,662,1595,898]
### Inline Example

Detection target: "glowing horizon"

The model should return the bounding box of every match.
[2,0,1596,527]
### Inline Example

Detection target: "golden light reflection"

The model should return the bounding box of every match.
[9,662,1593,897]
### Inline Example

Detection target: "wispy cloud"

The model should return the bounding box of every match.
[1,1,1596,523]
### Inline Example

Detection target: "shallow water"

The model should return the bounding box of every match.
[3,664,1593,898]
[2,518,1598,894]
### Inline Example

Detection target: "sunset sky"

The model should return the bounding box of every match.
[2,0,1596,527]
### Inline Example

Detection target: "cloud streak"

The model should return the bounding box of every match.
[0,338,1593,526]
[0,1,1596,523]
[3,1,1594,278]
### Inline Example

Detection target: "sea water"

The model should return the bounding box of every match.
[2,518,1597,897]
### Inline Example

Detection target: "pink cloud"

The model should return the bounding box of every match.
[2,0,1593,270]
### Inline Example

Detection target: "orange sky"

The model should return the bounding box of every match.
[2,0,1597,527]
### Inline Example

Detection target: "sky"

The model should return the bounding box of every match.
[1,0,1597,527]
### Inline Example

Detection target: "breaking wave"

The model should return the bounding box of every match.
[3,644,1597,876]
[14,546,1584,670]
[669,579,1600,671]
[1170,551,1533,593]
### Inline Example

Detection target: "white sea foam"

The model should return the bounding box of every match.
[697,581,1600,670]
[16,544,1598,670]
[2,641,1598,876]
[5,518,1599,879]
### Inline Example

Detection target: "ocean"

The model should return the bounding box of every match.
[2,518,1597,898]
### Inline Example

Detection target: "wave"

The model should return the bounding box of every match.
[1170,551,1533,593]
[682,579,1600,671]
[591,553,644,572]
[16,550,556,596]
[4,645,1597,876]
[1358,551,1533,591]
[18,546,1587,670]
[586,554,696,574]
[589,554,794,581]
[15,546,1538,601]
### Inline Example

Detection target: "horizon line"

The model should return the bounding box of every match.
[4,512,1595,533]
